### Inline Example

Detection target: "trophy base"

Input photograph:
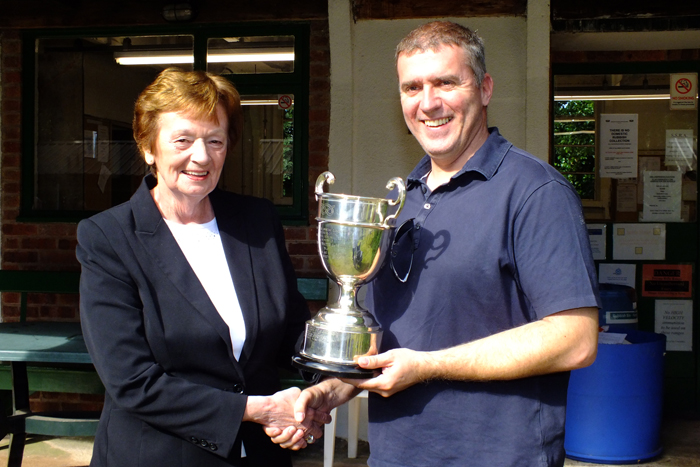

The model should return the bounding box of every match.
[291,355,377,379]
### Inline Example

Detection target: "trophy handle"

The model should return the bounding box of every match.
[384,177,406,225]
[315,171,335,199]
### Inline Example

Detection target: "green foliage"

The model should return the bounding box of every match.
[282,107,294,197]
[554,101,596,199]
[564,174,595,199]
[554,100,594,117]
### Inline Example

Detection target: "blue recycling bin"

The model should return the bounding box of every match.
[565,330,666,464]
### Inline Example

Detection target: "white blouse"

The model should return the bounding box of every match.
[164,218,246,360]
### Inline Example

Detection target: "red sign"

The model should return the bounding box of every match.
[278,95,293,109]
[642,264,693,298]
[675,78,692,95]
[670,73,697,110]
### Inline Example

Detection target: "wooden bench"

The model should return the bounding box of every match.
[0,270,327,459]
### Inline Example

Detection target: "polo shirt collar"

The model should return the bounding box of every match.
[407,127,512,186]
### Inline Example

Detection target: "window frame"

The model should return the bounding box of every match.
[19,23,310,224]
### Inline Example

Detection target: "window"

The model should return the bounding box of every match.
[20,25,309,222]
[553,69,698,223]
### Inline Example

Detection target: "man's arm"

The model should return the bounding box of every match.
[352,306,598,397]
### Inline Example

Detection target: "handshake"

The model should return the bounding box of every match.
[249,348,421,450]
[246,385,331,451]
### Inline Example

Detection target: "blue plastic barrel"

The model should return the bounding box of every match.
[565,330,666,464]
[598,283,637,332]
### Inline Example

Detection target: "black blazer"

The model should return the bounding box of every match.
[77,175,309,466]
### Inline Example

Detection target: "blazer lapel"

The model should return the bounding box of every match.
[131,176,241,369]
[210,190,259,367]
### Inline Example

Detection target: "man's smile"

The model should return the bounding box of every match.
[423,117,452,127]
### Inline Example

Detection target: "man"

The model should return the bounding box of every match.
[276,21,601,466]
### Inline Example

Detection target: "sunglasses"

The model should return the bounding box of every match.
[390,218,416,283]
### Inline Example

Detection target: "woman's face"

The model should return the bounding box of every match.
[145,105,229,208]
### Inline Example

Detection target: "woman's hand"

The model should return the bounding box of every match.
[245,387,330,450]
[265,378,359,449]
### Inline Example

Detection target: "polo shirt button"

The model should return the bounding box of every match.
[423,203,431,209]
[232,383,244,393]
[200,440,209,448]
[190,436,199,444]
[209,443,218,451]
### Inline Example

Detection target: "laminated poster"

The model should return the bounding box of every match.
[612,223,665,260]
[665,129,696,171]
[670,73,697,110]
[655,299,693,351]
[599,114,638,179]
[598,263,636,289]
[642,264,692,298]
[642,171,682,222]
[587,224,606,260]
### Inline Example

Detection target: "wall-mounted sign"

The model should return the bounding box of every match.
[587,224,606,260]
[665,129,696,172]
[278,95,293,109]
[655,299,693,351]
[612,223,665,260]
[599,263,636,289]
[670,73,697,110]
[600,114,638,178]
[642,264,692,298]
[642,171,682,222]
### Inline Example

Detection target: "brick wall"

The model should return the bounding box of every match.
[0,19,329,411]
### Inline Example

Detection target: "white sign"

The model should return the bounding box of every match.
[665,129,696,171]
[670,73,697,110]
[655,299,693,351]
[587,224,606,260]
[616,182,638,212]
[642,171,681,222]
[600,114,638,178]
[612,223,665,260]
[599,263,636,289]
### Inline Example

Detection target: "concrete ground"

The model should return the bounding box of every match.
[1,417,698,466]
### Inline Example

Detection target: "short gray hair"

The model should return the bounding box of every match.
[395,21,487,86]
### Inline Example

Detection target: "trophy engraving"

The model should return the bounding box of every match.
[292,171,405,378]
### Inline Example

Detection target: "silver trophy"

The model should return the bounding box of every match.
[292,171,405,378]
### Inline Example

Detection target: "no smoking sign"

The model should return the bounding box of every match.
[675,78,692,94]
[278,95,293,109]
[670,73,697,110]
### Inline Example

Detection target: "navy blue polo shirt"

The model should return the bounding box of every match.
[365,128,600,467]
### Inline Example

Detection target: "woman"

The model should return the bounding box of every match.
[77,68,325,466]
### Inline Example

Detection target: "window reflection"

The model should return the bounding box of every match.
[553,73,698,223]
[35,35,192,211]
[221,95,294,204]
[207,36,294,75]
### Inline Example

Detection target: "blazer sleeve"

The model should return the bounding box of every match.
[77,216,245,459]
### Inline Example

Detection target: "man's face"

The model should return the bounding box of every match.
[397,45,493,167]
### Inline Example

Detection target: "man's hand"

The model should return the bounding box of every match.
[345,348,431,397]
[246,387,330,450]
[265,378,358,449]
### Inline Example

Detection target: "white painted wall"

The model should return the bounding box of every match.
[329,13,529,198]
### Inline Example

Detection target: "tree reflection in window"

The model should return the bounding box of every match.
[553,100,595,199]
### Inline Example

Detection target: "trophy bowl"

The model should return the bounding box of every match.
[292,172,405,378]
